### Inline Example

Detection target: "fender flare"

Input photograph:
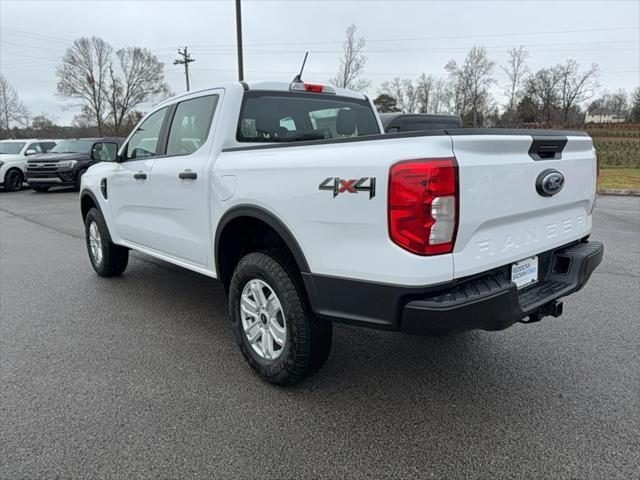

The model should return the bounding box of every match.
[214,204,310,278]
[79,189,102,219]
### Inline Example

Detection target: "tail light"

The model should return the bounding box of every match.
[289,82,336,94]
[388,158,459,255]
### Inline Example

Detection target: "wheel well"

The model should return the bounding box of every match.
[5,167,24,180]
[216,216,302,293]
[81,193,97,220]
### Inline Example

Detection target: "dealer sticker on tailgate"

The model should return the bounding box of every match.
[511,256,538,289]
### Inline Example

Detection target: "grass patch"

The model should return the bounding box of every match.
[599,168,640,191]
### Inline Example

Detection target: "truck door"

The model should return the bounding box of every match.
[108,107,168,247]
[147,92,221,268]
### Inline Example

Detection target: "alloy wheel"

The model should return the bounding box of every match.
[240,279,287,360]
[88,221,103,266]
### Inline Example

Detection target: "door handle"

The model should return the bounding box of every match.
[179,171,197,180]
[133,172,147,180]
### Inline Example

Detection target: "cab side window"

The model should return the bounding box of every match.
[126,107,168,160]
[27,142,56,153]
[42,142,56,152]
[166,95,218,156]
[26,143,44,154]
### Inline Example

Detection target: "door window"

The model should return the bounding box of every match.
[126,107,168,160]
[26,143,45,154]
[166,95,219,156]
[37,142,57,152]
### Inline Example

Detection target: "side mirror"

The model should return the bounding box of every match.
[91,142,119,162]
[25,149,38,156]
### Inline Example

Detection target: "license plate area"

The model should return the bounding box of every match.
[512,256,539,289]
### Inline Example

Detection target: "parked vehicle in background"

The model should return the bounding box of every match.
[0,139,58,192]
[79,80,602,386]
[26,138,124,192]
[379,113,463,133]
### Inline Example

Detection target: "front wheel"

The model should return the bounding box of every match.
[84,207,129,277]
[229,250,332,386]
[4,169,23,192]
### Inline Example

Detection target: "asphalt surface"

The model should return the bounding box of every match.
[1,188,638,479]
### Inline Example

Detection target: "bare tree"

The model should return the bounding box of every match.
[458,46,496,127]
[379,78,418,112]
[331,24,370,91]
[105,47,170,135]
[56,37,112,135]
[31,113,56,131]
[502,46,529,126]
[557,59,599,123]
[444,60,467,116]
[589,89,630,118]
[430,78,450,114]
[631,87,640,123]
[416,73,435,113]
[0,74,30,134]
[527,66,562,124]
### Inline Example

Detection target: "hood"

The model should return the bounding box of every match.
[27,152,89,163]
[0,154,23,162]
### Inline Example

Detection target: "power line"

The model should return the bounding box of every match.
[0,40,66,53]
[182,39,638,54]
[0,27,74,43]
[3,25,635,52]
[150,26,640,50]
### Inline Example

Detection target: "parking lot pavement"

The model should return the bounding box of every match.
[1,189,638,480]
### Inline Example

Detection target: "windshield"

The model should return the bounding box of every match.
[237,92,380,143]
[0,142,26,155]
[50,139,94,154]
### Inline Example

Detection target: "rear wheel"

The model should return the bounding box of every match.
[31,185,50,193]
[84,207,129,277]
[228,250,332,385]
[4,169,23,192]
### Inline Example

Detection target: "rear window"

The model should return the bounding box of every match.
[237,92,380,143]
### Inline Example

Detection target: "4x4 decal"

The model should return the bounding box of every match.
[319,177,376,199]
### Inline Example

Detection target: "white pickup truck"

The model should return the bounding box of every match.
[79,80,603,385]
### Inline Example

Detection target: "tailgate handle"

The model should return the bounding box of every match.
[528,136,568,161]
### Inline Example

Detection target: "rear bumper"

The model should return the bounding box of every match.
[304,240,603,336]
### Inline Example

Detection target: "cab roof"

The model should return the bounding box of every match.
[156,80,367,108]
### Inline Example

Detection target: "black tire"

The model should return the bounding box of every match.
[31,185,50,193]
[84,207,129,277]
[229,250,332,386]
[4,169,23,192]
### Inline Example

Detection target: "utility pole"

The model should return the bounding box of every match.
[174,47,195,91]
[235,0,244,81]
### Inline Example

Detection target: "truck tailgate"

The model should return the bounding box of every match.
[451,134,596,279]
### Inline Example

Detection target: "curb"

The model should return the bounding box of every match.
[597,189,640,196]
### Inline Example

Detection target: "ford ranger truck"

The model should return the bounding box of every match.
[78,81,603,385]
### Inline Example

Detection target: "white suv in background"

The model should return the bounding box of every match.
[0,139,58,191]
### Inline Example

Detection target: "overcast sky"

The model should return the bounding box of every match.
[1,0,638,124]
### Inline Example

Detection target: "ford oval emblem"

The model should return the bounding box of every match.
[536,169,565,197]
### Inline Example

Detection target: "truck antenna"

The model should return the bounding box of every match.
[292,52,309,83]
